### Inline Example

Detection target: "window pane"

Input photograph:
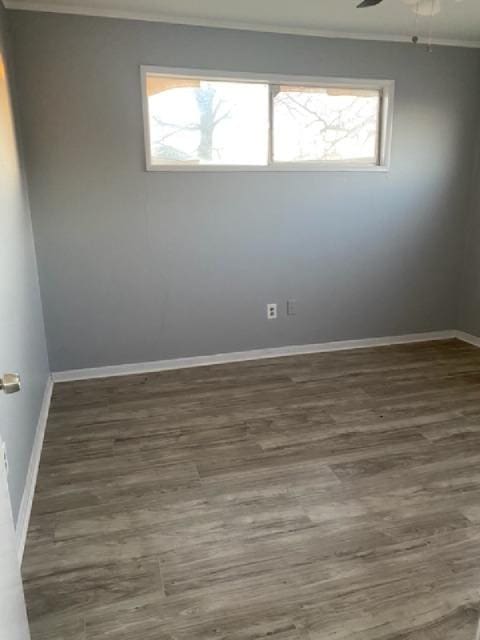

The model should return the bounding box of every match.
[272,85,381,164]
[146,75,269,166]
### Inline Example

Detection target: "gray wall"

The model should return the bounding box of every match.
[10,11,480,372]
[459,120,480,335]
[0,3,49,524]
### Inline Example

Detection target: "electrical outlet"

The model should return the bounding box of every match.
[267,303,278,320]
[1,442,8,477]
[287,299,297,316]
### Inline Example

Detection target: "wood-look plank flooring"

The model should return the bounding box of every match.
[22,339,480,639]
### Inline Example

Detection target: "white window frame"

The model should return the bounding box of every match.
[141,65,394,173]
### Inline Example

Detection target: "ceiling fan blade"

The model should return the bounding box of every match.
[356,0,384,7]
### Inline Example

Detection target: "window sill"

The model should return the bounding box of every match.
[146,163,390,173]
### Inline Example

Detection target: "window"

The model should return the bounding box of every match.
[144,75,269,166]
[272,85,381,165]
[142,67,394,172]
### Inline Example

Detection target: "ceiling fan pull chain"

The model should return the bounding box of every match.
[355,0,463,49]
[427,0,435,51]
[412,0,420,43]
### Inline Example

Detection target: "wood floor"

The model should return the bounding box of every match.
[22,339,480,640]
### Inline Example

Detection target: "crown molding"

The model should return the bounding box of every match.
[4,0,480,49]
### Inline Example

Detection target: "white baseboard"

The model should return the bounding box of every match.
[52,330,457,383]
[455,330,480,348]
[16,376,53,562]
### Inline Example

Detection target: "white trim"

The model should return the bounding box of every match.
[145,164,391,174]
[15,376,53,563]
[455,330,480,348]
[53,331,456,382]
[4,1,480,49]
[141,66,394,173]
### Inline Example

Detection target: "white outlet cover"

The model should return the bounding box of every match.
[267,304,278,319]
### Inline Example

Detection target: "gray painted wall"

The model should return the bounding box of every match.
[0,3,49,524]
[10,11,480,372]
[459,121,480,335]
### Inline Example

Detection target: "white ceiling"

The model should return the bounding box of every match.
[5,0,480,47]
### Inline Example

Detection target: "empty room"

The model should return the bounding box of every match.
[3,0,480,638]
